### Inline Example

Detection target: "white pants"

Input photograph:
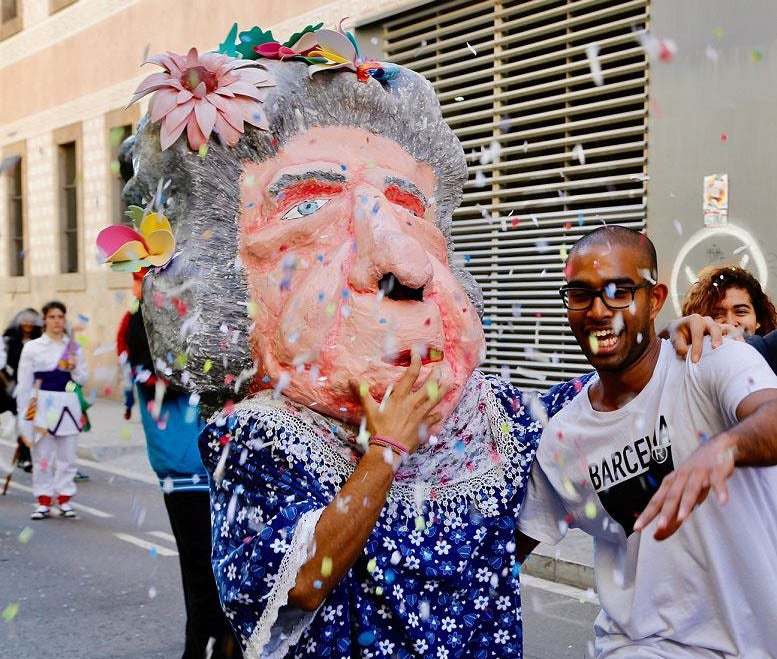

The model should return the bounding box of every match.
[30,433,79,502]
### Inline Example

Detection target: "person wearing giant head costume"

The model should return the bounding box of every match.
[111,22,712,659]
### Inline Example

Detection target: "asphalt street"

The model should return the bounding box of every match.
[1,449,599,658]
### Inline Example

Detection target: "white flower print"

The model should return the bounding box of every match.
[382,537,397,551]
[436,648,449,659]
[409,530,424,546]
[305,639,317,653]
[474,595,489,611]
[226,563,237,581]
[496,595,511,611]
[321,604,343,622]
[392,584,404,599]
[476,567,493,583]
[236,507,247,524]
[414,639,428,653]
[378,640,395,655]
[434,539,451,555]
[269,537,289,554]
[494,629,510,644]
[440,617,457,632]
[234,591,254,605]
[220,520,230,538]
[408,612,419,628]
[405,555,420,570]
[377,605,391,620]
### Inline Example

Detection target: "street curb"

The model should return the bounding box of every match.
[76,442,146,462]
[521,553,596,591]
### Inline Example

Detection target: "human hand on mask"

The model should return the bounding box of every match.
[350,350,450,455]
[662,314,729,363]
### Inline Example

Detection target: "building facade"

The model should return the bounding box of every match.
[1,0,775,397]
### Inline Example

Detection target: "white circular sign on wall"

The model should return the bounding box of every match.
[669,225,768,317]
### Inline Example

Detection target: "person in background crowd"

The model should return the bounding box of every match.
[17,301,88,520]
[682,264,777,371]
[1,308,43,472]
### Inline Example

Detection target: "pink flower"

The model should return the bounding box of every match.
[129,47,274,151]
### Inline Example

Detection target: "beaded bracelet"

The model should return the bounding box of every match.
[369,434,409,456]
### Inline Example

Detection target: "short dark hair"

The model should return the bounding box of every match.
[682,265,777,336]
[568,225,657,279]
[41,300,67,317]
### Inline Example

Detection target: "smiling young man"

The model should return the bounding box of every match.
[516,225,777,657]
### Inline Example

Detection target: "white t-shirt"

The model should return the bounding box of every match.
[519,338,777,658]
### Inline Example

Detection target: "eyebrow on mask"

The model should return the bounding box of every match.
[268,170,347,198]
[384,176,428,207]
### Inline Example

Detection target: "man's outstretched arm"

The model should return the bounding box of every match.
[634,391,777,540]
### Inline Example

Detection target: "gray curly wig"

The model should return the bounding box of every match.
[124,58,482,410]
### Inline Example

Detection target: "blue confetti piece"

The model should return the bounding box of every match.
[318,292,325,302]
[384,568,396,584]
[261,376,271,383]
[313,580,323,590]
[246,201,255,209]
[371,202,380,215]
[483,317,493,327]
[341,289,350,299]
[379,318,387,324]
[77,313,89,323]
[577,212,585,226]
[358,631,375,646]
[463,254,472,263]
[316,254,324,262]
[340,164,347,171]
[149,546,158,558]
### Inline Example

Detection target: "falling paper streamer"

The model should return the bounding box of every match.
[586,44,604,86]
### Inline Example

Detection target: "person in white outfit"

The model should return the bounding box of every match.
[16,301,88,520]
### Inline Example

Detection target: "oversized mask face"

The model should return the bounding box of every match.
[240,125,485,424]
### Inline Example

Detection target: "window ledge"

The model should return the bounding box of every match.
[2,275,30,294]
[56,271,86,292]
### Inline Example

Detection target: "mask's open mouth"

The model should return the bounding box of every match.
[379,273,424,302]
[383,348,444,367]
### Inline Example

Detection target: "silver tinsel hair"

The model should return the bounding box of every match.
[124,59,483,410]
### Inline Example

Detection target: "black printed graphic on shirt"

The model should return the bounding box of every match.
[587,415,674,536]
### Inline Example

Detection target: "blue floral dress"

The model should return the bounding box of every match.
[200,371,586,658]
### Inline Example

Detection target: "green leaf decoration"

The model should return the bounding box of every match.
[217,23,239,57]
[125,205,145,226]
[283,22,324,48]
[345,31,361,59]
[110,259,150,273]
[236,26,276,60]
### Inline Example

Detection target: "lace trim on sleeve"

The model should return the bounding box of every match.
[244,507,325,659]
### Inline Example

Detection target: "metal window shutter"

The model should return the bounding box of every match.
[380,0,649,389]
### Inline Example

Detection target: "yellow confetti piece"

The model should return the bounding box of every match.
[18,527,33,544]
[426,380,438,403]
[584,501,597,519]
[415,516,426,531]
[203,359,213,373]
[321,556,333,577]
[588,334,599,355]
[174,352,188,369]
[76,334,89,347]
[246,301,258,318]
[560,243,568,262]
[562,477,576,497]
[326,302,337,318]
[500,422,511,435]
[65,381,76,393]
[120,426,132,441]
[366,557,377,573]
[198,144,208,159]
[129,298,140,314]
[2,602,19,621]
[359,381,368,398]
[109,160,121,176]
[375,586,384,596]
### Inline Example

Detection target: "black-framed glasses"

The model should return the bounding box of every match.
[559,282,652,311]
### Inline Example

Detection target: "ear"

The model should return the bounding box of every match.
[649,283,668,319]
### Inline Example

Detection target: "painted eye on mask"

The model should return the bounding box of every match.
[281,199,330,220]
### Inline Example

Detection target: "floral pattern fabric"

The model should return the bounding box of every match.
[200,372,586,658]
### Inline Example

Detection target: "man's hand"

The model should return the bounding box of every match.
[663,314,724,363]
[633,433,736,540]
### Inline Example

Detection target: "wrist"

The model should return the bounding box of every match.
[365,443,403,471]
[710,431,738,463]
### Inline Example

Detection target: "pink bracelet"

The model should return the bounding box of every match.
[369,435,409,456]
